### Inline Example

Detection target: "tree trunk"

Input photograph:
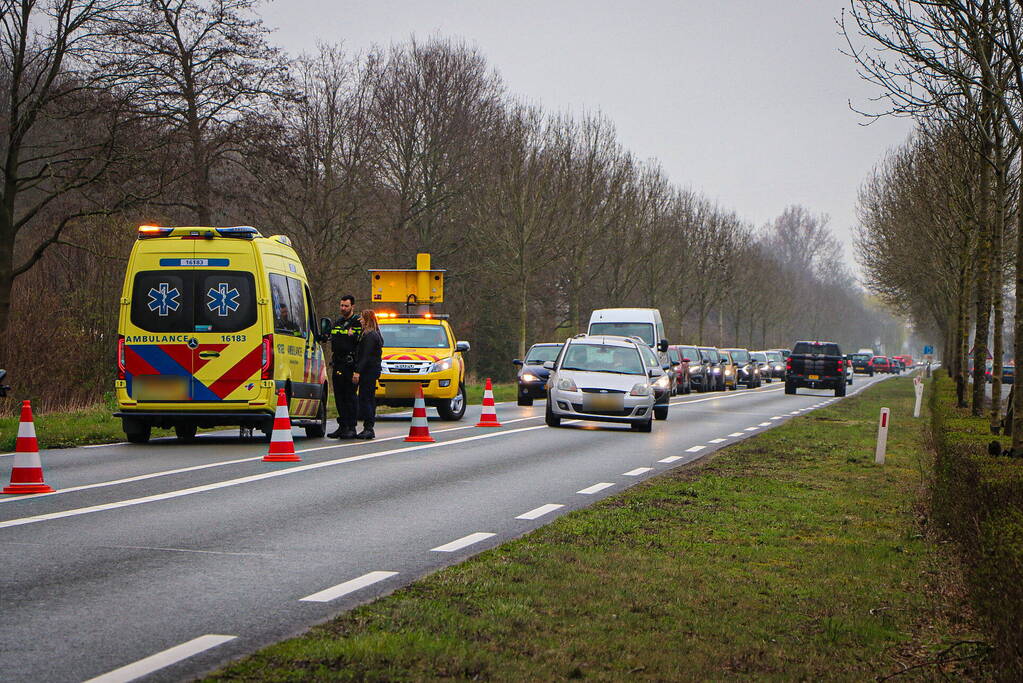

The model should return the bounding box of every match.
[971,149,993,416]
[1011,154,1023,452]
[990,124,1006,432]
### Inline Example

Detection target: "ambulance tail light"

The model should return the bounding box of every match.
[117,335,126,380]
[261,334,273,379]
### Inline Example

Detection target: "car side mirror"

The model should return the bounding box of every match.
[512,359,523,366]
[319,317,332,340]
[662,363,671,371]
[657,339,669,353]
[455,341,470,353]
[648,368,658,378]
[542,361,555,370]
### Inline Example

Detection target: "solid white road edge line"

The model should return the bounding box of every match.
[83,634,237,683]
[516,503,564,520]
[577,482,614,495]
[623,467,653,476]
[0,426,546,530]
[300,571,398,603]
[431,532,495,552]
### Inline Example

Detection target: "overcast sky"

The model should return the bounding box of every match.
[261,0,915,273]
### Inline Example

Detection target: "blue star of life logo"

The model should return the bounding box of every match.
[207,282,240,317]
[147,282,181,316]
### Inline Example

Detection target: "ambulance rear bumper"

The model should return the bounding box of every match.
[113,410,275,429]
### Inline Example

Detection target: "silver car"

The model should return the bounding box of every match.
[543,335,657,432]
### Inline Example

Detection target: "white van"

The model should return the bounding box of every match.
[587,308,669,353]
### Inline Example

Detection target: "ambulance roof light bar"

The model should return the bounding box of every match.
[137,225,262,240]
[376,312,449,320]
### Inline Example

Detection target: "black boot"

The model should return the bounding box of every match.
[339,429,358,439]
[355,427,375,440]
[327,424,344,438]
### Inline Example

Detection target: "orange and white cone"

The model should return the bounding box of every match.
[3,400,55,495]
[405,385,434,443]
[476,378,502,427]
[263,389,301,462]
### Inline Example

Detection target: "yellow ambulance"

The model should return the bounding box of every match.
[114,225,328,443]
[375,313,470,420]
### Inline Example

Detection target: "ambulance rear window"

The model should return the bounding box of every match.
[130,270,256,333]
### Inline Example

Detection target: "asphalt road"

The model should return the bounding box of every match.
[0,374,890,682]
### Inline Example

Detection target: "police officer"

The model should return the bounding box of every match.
[328,294,362,438]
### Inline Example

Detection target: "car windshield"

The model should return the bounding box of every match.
[699,348,720,363]
[380,324,450,349]
[525,345,560,364]
[588,322,654,346]
[766,351,782,362]
[751,352,767,362]
[727,349,751,363]
[668,349,681,362]
[560,343,644,375]
[851,353,871,361]
[679,346,698,361]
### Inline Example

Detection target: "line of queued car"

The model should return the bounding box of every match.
[514,341,791,409]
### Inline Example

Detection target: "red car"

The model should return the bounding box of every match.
[667,345,693,395]
[893,354,914,368]
[871,356,893,374]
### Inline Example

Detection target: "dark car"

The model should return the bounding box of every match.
[1003,364,1015,384]
[785,340,846,396]
[513,343,561,406]
[849,353,874,376]
[638,344,672,420]
[698,346,725,391]
[666,345,693,395]
[750,351,772,383]
[763,350,786,379]
[680,344,711,392]
[721,347,761,388]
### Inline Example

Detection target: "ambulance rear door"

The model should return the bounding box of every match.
[188,243,263,405]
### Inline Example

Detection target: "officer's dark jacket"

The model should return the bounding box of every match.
[355,329,384,375]
[330,314,362,367]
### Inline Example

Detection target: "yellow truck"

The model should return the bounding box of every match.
[369,255,470,420]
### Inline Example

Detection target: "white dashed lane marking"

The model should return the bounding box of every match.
[758,422,772,426]
[744,427,758,431]
[728,432,744,437]
[623,467,653,476]
[516,504,564,520]
[431,532,496,553]
[84,634,237,683]
[577,483,615,495]
[658,456,682,463]
[300,571,398,603]
[708,438,726,444]
[685,446,705,452]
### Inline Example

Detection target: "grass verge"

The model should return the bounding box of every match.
[929,374,1023,676]
[207,376,987,681]
[0,382,517,451]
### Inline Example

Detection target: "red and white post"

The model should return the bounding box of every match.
[476,378,502,427]
[263,389,301,462]
[875,407,890,465]
[405,385,434,443]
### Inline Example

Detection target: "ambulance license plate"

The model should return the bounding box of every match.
[583,393,624,412]
[384,383,418,399]
[808,374,819,380]
[133,375,189,401]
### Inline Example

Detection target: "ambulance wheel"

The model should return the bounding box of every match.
[174,423,197,441]
[123,418,151,444]
[437,383,466,421]
[305,396,327,438]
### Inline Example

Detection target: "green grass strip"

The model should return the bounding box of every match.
[207,377,987,681]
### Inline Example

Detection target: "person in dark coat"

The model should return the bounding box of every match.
[327,294,362,438]
[352,309,384,439]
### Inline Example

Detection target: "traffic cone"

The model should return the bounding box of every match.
[405,385,435,443]
[476,378,502,427]
[263,389,301,462]
[3,400,55,494]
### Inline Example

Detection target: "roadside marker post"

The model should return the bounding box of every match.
[913,376,924,418]
[875,407,890,465]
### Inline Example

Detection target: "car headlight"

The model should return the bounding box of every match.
[654,375,670,388]
[774,365,783,371]
[430,357,453,373]
[630,382,652,396]
[724,368,733,375]
[521,373,539,383]
[688,366,698,374]
[557,376,578,392]
[713,367,721,374]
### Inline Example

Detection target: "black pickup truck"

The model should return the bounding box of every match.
[785,340,846,396]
